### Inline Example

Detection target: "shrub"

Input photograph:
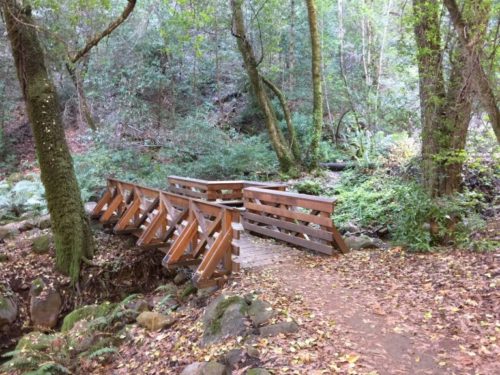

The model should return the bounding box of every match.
[332,169,488,251]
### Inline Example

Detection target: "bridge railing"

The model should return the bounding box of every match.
[167,176,286,202]
[91,178,241,287]
[242,187,348,255]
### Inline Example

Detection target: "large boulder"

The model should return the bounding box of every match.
[136,311,176,331]
[247,369,271,375]
[180,362,227,375]
[259,320,299,338]
[0,285,17,329]
[202,295,249,346]
[29,279,62,329]
[248,299,274,326]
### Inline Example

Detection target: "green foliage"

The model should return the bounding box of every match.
[61,302,116,332]
[294,180,324,196]
[0,177,47,223]
[87,346,118,360]
[333,169,489,251]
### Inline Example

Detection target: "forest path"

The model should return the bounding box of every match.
[232,240,499,374]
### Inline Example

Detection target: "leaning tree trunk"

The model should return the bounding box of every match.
[2,0,93,282]
[305,0,324,170]
[231,0,298,174]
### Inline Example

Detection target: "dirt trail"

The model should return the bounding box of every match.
[242,247,499,375]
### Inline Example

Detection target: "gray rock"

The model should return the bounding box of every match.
[84,202,97,215]
[344,235,378,250]
[35,214,51,230]
[247,369,271,375]
[174,271,189,285]
[180,362,227,375]
[136,311,176,331]
[197,286,219,299]
[244,343,260,359]
[248,299,274,326]
[0,288,17,328]
[32,235,51,254]
[0,224,20,241]
[224,348,244,367]
[29,280,62,329]
[202,295,249,346]
[259,321,299,337]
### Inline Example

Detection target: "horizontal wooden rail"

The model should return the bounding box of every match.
[91,178,241,287]
[168,176,286,202]
[242,187,348,255]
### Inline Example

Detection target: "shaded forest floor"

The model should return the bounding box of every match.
[82,241,499,375]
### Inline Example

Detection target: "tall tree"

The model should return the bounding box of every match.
[231,0,299,174]
[442,0,500,143]
[412,0,473,196]
[1,0,93,282]
[305,0,324,169]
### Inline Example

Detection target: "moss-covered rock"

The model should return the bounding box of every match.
[202,295,250,346]
[15,331,58,351]
[0,285,17,327]
[61,302,115,332]
[32,234,51,254]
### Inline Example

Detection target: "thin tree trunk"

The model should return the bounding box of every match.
[66,62,97,131]
[375,0,393,114]
[2,0,93,282]
[288,0,296,90]
[231,0,298,174]
[306,0,324,170]
[261,75,301,161]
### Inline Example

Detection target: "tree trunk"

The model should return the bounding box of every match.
[2,0,93,282]
[66,62,97,131]
[261,76,301,161]
[231,0,298,174]
[413,0,472,197]
[288,0,296,90]
[306,0,324,170]
[442,0,500,143]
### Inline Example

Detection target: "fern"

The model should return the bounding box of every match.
[87,346,118,359]
[25,362,71,375]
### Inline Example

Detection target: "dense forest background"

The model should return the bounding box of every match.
[0,0,498,253]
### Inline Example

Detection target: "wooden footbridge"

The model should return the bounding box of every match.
[91,176,347,288]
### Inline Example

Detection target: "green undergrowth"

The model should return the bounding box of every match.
[74,115,278,201]
[332,168,493,251]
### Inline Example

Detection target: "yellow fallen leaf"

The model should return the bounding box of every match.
[346,353,360,364]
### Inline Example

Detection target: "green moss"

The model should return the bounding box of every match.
[208,296,248,335]
[31,278,45,296]
[61,302,116,332]
[16,332,57,351]
[32,235,50,254]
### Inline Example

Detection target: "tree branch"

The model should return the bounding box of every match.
[69,0,137,63]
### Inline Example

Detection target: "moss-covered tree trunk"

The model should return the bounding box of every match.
[2,0,93,282]
[231,0,299,175]
[306,0,324,170]
[413,0,472,197]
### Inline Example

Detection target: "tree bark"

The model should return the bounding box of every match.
[442,0,499,143]
[231,0,298,174]
[2,0,93,282]
[261,76,301,161]
[66,62,97,131]
[413,0,472,197]
[305,0,324,170]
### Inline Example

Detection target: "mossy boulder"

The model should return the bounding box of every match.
[180,361,228,375]
[248,299,274,326]
[15,331,57,352]
[61,302,115,332]
[0,290,17,327]
[202,295,250,346]
[136,311,176,331]
[32,235,51,254]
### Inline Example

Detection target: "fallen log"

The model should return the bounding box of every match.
[319,162,354,171]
